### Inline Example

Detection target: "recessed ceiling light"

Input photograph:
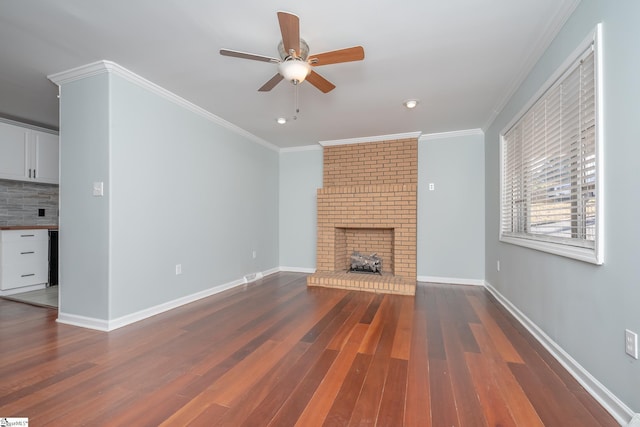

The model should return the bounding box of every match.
[403,99,419,109]
[276,117,287,124]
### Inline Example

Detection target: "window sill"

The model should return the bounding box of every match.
[499,235,603,265]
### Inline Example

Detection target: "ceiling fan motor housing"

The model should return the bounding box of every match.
[278,39,310,60]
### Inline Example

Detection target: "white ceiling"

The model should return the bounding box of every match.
[0,0,579,148]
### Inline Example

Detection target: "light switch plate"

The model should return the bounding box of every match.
[626,329,638,359]
[92,181,104,197]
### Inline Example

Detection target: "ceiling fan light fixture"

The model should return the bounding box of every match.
[403,99,419,109]
[278,59,311,84]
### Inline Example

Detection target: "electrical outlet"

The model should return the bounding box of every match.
[625,329,638,359]
[175,264,182,275]
[496,260,500,271]
[428,183,435,191]
[252,250,257,259]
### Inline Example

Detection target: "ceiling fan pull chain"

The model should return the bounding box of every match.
[293,82,299,120]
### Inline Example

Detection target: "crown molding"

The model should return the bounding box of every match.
[482,0,582,131]
[47,60,280,152]
[419,128,484,141]
[319,131,422,147]
[0,116,58,135]
[48,60,114,85]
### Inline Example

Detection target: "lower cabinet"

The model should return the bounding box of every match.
[0,230,49,291]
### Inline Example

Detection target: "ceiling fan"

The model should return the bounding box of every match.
[220,11,365,94]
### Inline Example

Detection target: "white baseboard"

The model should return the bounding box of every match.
[484,281,636,426]
[106,278,247,331]
[244,272,263,283]
[417,275,484,286]
[57,312,110,331]
[57,267,281,332]
[262,267,280,277]
[244,267,281,283]
[279,266,316,274]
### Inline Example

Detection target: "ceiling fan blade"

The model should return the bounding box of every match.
[220,49,279,63]
[309,46,365,66]
[277,11,300,57]
[258,74,284,92]
[306,71,336,93]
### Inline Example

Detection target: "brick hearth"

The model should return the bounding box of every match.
[307,136,418,296]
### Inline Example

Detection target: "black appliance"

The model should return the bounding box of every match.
[49,229,58,286]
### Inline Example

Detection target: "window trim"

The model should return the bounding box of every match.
[499,24,604,265]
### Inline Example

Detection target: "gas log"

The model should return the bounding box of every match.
[349,251,382,275]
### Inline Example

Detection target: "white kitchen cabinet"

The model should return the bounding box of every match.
[0,121,29,181]
[0,121,59,184]
[0,229,49,291]
[31,130,59,183]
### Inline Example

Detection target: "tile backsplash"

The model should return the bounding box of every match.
[0,179,59,226]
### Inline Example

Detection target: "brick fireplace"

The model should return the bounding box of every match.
[307,135,418,296]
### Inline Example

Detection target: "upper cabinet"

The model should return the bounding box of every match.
[0,121,59,184]
[32,130,59,184]
[0,121,29,181]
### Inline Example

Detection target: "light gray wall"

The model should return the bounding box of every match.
[58,74,111,319]
[107,75,279,318]
[485,0,640,412]
[418,133,485,281]
[278,147,323,269]
[59,69,279,321]
[278,135,486,283]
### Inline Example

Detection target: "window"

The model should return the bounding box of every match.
[500,26,603,264]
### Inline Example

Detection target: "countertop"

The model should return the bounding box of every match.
[0,225,59,230]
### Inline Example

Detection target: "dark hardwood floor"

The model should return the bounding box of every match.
[0,272,618,426]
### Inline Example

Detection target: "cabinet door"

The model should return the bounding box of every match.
[32,131,59,184]
[0,121,29,181]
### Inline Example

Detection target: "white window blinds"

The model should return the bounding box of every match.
[500,29,602,263]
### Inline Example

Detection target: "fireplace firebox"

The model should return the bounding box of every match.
[349,252,382,275]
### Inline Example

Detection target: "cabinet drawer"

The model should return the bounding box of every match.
[0,266,48,290]
[0,229,48,243]
[0,251,48,290]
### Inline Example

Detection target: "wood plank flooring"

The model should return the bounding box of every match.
[0,272,618,426]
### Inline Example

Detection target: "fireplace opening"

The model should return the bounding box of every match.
[335,227,394,275]
[348,251,382,275]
